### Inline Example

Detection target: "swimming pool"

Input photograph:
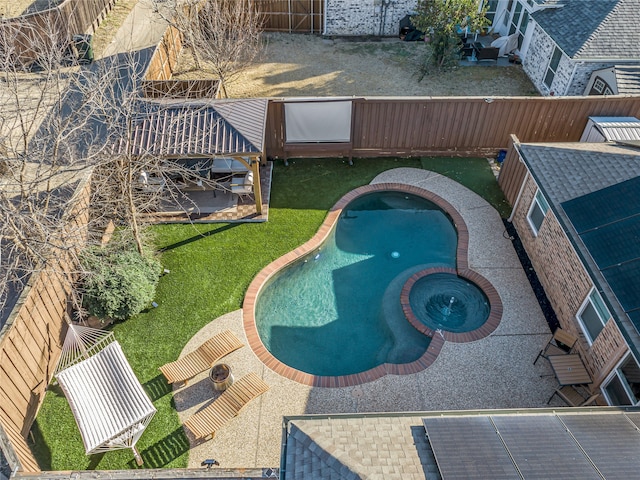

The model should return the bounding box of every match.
[254,189,457,377]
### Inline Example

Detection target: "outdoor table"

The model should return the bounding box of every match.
[548,354,592,386]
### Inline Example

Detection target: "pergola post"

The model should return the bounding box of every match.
[133,446,143,466]
[251,157,262,215]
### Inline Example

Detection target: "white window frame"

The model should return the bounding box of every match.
[593,78,605,93]
[482,0,499,24]
[603,86,613,95]
[576,288,611,345]
[526,189,549,235]
[503,0,513,27]
[544,46,562,89]
[601,352,640,406]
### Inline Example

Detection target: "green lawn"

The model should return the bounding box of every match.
[31,158,509,470]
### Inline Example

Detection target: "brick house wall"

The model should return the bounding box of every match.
[324,0,417,36]
[511,174,628,391]
[564,61,614,96]
[523,23,574,96]
[523,23,627,96]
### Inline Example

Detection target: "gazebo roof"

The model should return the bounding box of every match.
[123,98,269,158]
[55,341,156,455]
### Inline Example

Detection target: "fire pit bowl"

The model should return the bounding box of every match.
[209,363,234,391]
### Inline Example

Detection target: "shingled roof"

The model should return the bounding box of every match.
[517,141,640,356]
[283,409,640,479]
[613,65,640,94]
[283,416,439,479]
[532,0,640,59]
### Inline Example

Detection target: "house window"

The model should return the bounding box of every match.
[577,289,611,344]
[509,2,522,35]
[504,0,514,26]
[527,189,549,235]
[517,10,529,48]
[603,86,613,95]
[603,354,640,406]
[544,47,562,89]
[482,0,499,23]
[593,78,605,93]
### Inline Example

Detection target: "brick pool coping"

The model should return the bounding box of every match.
[242,183,501,387]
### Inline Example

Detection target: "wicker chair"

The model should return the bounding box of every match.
[476,46,500,62]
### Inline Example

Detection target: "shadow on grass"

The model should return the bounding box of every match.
[128,427,190,469]
[269,157,423,210]
[143,374,173,402]
[268,157,510,217]
[88,453,106,470]
[44,383,66,398]
[159,223,240,251]
[28,420,51,470]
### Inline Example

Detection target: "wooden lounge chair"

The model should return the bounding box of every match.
[184,372,269,440]
[159,330,243,384]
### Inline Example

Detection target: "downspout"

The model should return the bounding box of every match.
[378,0,392,36]
[507,167,529,222]
[280,417,289,480]
[323,0,328,35]
[506,136,527,223]
[565,62,578,96]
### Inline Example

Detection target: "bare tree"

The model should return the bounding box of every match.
[79,51,231,256]
[0,17,221,319]
[0,14,100,318]
[159,0,264,97]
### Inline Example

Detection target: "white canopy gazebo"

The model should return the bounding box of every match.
[54,325,156,465]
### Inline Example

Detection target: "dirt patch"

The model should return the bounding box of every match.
[0,0,60,18]
[173,33,538,98]
[91,0,139,58]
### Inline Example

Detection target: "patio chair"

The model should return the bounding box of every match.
[476,46,499,62]
[231,170,254,200]
[534,328,577,365]
[184,372,269,440]
[159,330,243,385]
[547,385,600,407]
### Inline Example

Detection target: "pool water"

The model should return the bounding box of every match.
[408,273,490,333]
[255,191,458,376]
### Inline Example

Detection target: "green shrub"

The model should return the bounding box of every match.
[81,245,162,321]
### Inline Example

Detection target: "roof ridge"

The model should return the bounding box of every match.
[575,0,623,57]
[212,99,268,153]
[289,421,368,479]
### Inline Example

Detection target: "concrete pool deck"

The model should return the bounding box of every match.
[172,168,561,469]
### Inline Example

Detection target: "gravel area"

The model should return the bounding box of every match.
[173,168,558,469]
[174,32,538,98]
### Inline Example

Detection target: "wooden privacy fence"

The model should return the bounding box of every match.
[265,95,640,159]
[0,177,91,473]
[142,26,226,99]
[143,25,183,82]
[142,79,222,99]
[497,134,528,206]
[255,0,324,33]
[0,0,115,64]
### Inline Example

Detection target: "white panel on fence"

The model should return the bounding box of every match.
[284,100,352,143]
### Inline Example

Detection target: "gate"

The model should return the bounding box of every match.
[255,0,324,34]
